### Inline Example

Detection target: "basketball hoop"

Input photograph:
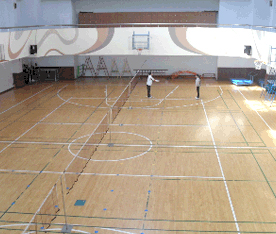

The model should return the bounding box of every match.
[137,48,143,55]
[254,60,266,70]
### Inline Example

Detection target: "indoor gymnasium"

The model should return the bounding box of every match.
[1,0,276,233]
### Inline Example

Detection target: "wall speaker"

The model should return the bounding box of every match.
[30,45,37,55]
[244,45,251,55]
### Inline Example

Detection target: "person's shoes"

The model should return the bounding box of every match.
[148,96,152,98]
[195,97,199,100]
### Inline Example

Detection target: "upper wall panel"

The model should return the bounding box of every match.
[72,0,220,13]
[78,12,218,25]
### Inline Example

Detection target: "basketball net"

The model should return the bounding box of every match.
[137,48,143,55]
[254,60,266,70]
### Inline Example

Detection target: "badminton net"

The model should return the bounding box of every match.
[24,176,62,233]
[111,72,139,121]
[65,111,109,192]
[65,71,140,191]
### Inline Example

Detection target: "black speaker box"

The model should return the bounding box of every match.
[244,45,251,55]
[30,45,37,55]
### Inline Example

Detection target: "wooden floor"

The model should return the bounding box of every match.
[1,77,276,233]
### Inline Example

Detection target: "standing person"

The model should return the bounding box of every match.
[195,74,201,99]
[146,72,159,98]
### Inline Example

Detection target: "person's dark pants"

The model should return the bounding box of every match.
[147,85,151,97]
[196,86,200,98]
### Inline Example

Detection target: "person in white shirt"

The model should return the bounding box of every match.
[146,72,159,98]
[195,74,201,99]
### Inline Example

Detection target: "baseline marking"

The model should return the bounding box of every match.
[0,85,53,115]
[0,168,223,179]
[0,86,70,155]
[201,100,240,234]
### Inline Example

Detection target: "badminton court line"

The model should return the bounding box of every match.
[238,89,275,132]
[0,168,223,180]
[0,85,53,115]
[1,223,137,234]
[0,140,272,150]
[201,100,240,234]
[126,86,223,109]
[0,85,70,155]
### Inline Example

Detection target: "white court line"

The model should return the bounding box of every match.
[0,140,271,150]
[238,89,274,131]
[0,86,70,156]
[67,132,153,162]
[201,100,240,233]
[56,84,223,110]
[0,168,223,179]
[63,112,110,178]
[146,85,180,108]
[0,85,53,115]
[125,85,179,109]
[126,85,224,109]
[0,223,137,234]
[22,180,59,233]
[102,227,136,234]
[57,86,108,108]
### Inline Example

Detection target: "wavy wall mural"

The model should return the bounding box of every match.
[3,26,274,63]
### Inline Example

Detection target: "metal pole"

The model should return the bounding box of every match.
[60,174,73,233]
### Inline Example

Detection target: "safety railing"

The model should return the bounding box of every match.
[1,22,276,32]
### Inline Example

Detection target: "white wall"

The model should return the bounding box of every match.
[0,0,73,28]
[218,0,253,25]
[72,0,220,14]
[16,0,41,27]
[33,55,74,67]
[218,56,255,68]
[0,1,16,30]
[253,0,271,26]
[218,0,276,27]
[269,0,276,27]
[39,0,73,26]
[0,59,22,93]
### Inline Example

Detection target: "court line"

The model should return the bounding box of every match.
[138,85,180,108]
[4,83,225,233]
[57,84,117,108]
[0,223,136,234]
[19,122,209,127]
[0,85,53,115]
[55,84,223,110]
[127,85,224,109]
[238,89,275,131]
[3,212,276,224]
[0,86,70,156]
[67,132,153,162]
[4,221,276,233]
[2,83,265,233]
[0,140,272,149]
[201,100,240,234]
[0,86,73,231]
[227,90,267,147]
[22,179,59,233]
[0,168,223,179]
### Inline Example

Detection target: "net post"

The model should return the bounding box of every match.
[254,60,266,70]
[128,84,132,109]
[60,174,73,233]
[108,108,113,146]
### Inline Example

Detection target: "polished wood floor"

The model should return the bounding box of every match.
[0,77,276,233]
